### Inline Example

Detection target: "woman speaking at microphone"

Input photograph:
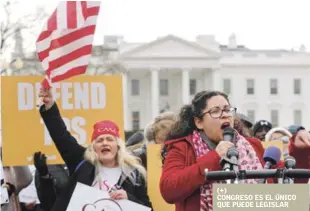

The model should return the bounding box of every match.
[160,91,310,211]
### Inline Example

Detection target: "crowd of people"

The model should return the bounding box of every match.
[1,89,310,211]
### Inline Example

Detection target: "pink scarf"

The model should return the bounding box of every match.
[192,130,263,211]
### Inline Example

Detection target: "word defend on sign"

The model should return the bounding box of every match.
[1,76,124,166]
[18,82,106,110]
[213,184,309,211]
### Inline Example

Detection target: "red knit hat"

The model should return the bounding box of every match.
[91,120,120,141]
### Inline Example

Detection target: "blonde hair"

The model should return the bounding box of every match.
[126,141,145,151]
[144,111,177,143]
[84,137,146,185]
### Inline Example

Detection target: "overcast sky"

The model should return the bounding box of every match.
[1,0,310,58]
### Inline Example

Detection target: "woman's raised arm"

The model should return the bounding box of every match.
[39,88,85,174]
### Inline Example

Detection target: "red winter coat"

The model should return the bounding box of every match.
[159,133,310,211]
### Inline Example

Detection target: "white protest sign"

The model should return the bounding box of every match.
[1,187,9,204]
[66,182,151,211]
[0,157,9,204]
[19,166,40,204]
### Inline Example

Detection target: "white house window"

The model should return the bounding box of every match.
[223,79,231,95]
[293,110,302,125]
[190,79,197,95]
[270,110,279,127]
[131,79,140,96]
[270,79,278,95]
[247,110,255,123]
[293,79,301,95]
[160,79,169,96]
[132,111,140,131]
[246,79,255,95]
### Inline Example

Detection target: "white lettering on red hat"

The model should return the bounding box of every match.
[97,127,117,133]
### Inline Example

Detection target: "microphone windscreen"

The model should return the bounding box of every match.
[223,126,235,136]
[263,146,281,165]
[126,131,144,147]
[284,156,296,169]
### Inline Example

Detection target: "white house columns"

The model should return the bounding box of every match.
[182,68,190,104]
[122,72,129,130]
[211,68,221,91]
[151,67,160,120]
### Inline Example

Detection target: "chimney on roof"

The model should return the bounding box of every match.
[195,34,220,53]
[228,33,237,49]
[103,35,123,50]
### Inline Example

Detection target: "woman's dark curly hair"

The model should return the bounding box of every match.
[161,90,229,163]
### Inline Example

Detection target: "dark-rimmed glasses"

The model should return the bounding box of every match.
[201,107,237,119]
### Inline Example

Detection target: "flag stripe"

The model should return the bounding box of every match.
[47,9,57,30]
[57,2,68,29]
[41,35,94,67]
[87,7,100,17]
[81,1,88,19]
[76,2,84,27]
[36,31,52,42]
[36,1,100,89]
[67,1,77,28]
[52,66,88,83]
[36,15,98,52]
[47,45,92,75]
[87,1,101,8]
[50,55,91,78]
[38,25,95,62]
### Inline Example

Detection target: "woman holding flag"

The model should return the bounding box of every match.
[38,87,152,211]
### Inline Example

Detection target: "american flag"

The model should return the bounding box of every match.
[36,1,101,88]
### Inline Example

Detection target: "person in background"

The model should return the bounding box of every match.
[33,152,69,211]
[252,120,273,141]
[233,115,251,138]
[1,166,33,211]
[236,113,253,134]
[146,111,177,145]
[288,125,302,135]
[126,131,147,168]
[1,147,33,211]
[265,127,292,141]
[265,127,292,158]
[133,112,177,169]
[160,90,310,211]
[126,131,144,148]
[19,166,40,211]
[38,87,152,211]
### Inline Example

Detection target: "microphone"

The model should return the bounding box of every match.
[284,156,296,169]
[227,147,239,183]
[283,156,296,184]
[263,146,281,169]
[223,126,235,143]
[221,126,237,184]
[259,146,281,184]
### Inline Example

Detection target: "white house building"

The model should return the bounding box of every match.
[5,33,310,131]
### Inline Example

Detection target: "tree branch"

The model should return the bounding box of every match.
[0,0,48,53]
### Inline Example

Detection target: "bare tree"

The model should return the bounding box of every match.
[0,0,47,55]
[93,51,127,75]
